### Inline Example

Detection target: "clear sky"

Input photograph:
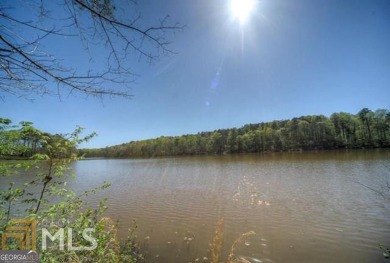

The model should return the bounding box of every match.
[1,0,390,148]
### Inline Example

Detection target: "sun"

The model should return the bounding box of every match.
[230,0,256,25]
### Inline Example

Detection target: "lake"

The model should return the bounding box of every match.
[4,150,390,262]
[66,150,390,263]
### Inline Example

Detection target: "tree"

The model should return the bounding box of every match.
[358,108,374,144]
[80,108,390,158]
[1,121,143,261]
[373,109,390,146]
[0,0,183,99]
[210,132,224,154]
[331,112,358,148]
[226,128,238,153]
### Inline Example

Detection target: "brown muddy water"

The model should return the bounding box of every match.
[4,150,390,262]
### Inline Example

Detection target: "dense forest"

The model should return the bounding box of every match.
[80,108,390,158]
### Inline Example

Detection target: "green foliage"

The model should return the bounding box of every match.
[81,108,390,158]
[0,121,141,262]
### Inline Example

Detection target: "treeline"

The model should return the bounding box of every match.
[0,118,77,158]
[80,108,390,158]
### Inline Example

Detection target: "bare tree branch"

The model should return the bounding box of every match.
[353,161,390,200]
[0,0,184,100]
[355,180,389,199]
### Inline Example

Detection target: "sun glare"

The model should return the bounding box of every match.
[230,0,256,25]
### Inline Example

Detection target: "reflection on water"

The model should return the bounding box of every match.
[3,150,390,262]
[232,176,271,208]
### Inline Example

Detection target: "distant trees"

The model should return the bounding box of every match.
[80,108,390,158]
[358,108,374,144]
[374,109,390,146]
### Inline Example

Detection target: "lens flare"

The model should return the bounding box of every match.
[230,0,256,25]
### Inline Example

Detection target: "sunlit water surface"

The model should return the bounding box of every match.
[5,150,390,262]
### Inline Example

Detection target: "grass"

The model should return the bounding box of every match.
[209,218,256,263]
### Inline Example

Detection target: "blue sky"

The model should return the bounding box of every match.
[1,0,390,148]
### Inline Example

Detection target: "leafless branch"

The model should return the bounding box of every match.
[0,0,183,100]
[355,180,389,199]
